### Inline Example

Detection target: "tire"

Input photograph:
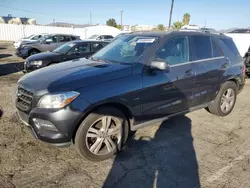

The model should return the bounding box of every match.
[28,49,40,56]
[207,81,237,116]
[75,107,129,161]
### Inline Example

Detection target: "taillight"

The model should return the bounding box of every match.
[243,64,246,73]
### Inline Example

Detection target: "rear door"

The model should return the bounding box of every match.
[141,36,196,121]
[191,35,228,106]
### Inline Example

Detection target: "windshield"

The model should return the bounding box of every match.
[92,35,158,64]
[53,42,76,54]
[89,35,99,39]
[24,34,35,39]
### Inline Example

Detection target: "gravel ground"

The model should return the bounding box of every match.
[0,42,250,188]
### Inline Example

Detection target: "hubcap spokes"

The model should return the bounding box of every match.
[220,88,235,113]
[86,116,122,155]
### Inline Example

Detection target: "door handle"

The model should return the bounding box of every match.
[221,63,229,69]
[184,69,193,76]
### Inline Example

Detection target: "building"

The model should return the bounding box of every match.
[0,14,36,25]
[131,24,155,31]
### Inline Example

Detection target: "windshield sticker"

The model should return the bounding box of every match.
[136,38,155,43]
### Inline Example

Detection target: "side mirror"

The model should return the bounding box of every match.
[150,59,169,70]
[45,39,53,44]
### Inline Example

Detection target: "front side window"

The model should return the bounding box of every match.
[92,43,103,52]
[31,35,42,40]
[92,35,158,64]
[191,35,212,61]
[74,43,91,53]
[59,36,71,42]
[155,37,189,65]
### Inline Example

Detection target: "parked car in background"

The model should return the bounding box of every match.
[88,34,114,42]
[200,28,218,33]
[16,34,80,58]
[13,33,48,49]
[16,31,245,161]
[244,46,250,76]
[23,40,109,72]
[229,29,250,33]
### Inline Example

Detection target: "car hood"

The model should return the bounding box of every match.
[21,40,40,46]
[18,58,133,95]
[26,52,62,61]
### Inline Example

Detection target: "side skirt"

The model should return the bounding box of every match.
[131,102,211,131]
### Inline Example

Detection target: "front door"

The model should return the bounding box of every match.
[141,36,196,122]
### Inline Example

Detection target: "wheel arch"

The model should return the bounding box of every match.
[72,101,134,143]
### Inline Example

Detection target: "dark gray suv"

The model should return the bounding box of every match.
[16,31,245,161]
[16,34,80,58]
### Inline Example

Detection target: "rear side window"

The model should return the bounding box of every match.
[71,36,79,40]
[191,35,212,61]
[211,39,223,57]
[219,38,240,57]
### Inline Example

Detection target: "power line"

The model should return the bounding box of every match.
[0,4,54,16]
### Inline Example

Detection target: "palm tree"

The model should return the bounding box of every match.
[172,21,183,30]
[157,24,165,31]
[183,13,191,25]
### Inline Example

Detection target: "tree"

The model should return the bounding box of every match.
[172,21,183,30]
[183,13,191,25]
[106,18,117,28]
[117,24,122,30]
[157,24,166,31]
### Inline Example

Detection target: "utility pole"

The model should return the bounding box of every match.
[205,20,207,28]
[90,12,92,25]
[120,10,124,31]
[53,19,55,26]
[168,0,174,29]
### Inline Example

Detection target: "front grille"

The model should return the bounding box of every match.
[16,87,33,111]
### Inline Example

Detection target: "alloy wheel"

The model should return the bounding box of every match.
[85,116,122,155]
[220,88,235,113]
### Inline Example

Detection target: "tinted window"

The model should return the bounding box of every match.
[92,43,103,52]
[211,39,223,57]
[71,36,78,40]
[53,42,76,54]
[50,36,59,43]
[77,43,91,53]
[219,38,240,57]
[155,37,189,65]
[191,36,212,60]
[58,36,71,42]
[101,42,109,47]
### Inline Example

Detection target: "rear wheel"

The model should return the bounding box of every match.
[206,81,237,116]
[74,107,129,161]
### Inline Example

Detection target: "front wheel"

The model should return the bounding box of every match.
[206,81,237,116]
[74,107,129,161]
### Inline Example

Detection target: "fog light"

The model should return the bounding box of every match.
[33,118,58,132]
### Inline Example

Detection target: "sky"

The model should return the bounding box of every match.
[0,0,249,30]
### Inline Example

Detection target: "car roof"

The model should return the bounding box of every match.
[49,33,79,37]
[69,40,109,44]
[127,31,228,38]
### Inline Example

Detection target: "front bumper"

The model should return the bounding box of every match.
[16,97,89,146]
[15,48,29,58]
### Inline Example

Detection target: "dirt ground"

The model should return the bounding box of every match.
[0,42,250,188]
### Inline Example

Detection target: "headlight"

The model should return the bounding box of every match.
[38,91,80,109]
[30,60,43,66]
